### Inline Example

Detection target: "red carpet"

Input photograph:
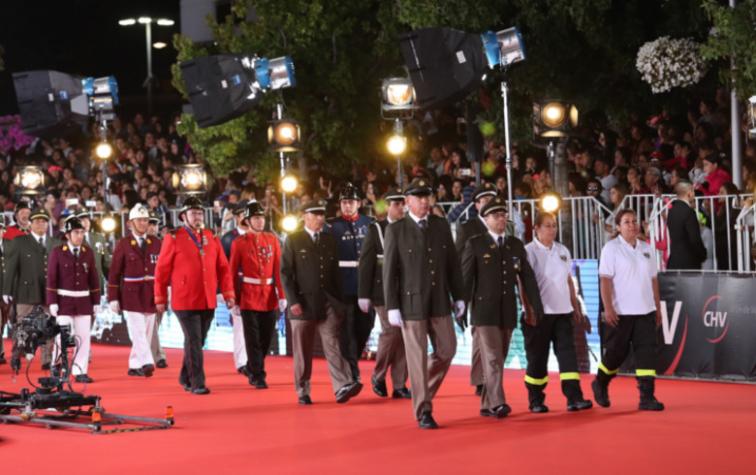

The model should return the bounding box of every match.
[1,343,754,474]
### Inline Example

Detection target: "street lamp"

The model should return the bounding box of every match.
[118,16,175,114]
[748,95,756,139]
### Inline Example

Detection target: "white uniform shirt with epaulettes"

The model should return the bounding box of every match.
[525,237,574,315]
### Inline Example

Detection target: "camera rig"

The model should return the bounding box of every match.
[0,306,174,434]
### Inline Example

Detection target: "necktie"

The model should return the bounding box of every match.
[139,237,146,251]
[418,219,428,231]
[497,236,503,248]
[314,232,320,245]
[38,236,44,246]
[74,248,79,259]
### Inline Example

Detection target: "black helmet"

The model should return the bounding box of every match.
[244,201,265,220]
[338,182,361,201]
[179,196,204,218]
[64,216,85,233]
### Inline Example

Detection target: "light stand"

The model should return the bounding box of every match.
[501,80,514,214]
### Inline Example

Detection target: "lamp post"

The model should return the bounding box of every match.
[118,16,175,115]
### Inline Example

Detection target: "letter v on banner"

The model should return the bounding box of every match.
[661,300,683,345]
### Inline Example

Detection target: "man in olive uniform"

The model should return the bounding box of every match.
[0,216,8,364]
[461,196,544,418]
[358,187,410,399]
[454,182,497,396]
[280,201,362,405]
[3,209,60,371]
[383,178,466,429]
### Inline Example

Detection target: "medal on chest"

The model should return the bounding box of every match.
[257,244,273,263]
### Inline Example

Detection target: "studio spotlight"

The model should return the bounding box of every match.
[539,192,562,214]
[268,119,301,152]
[381,77,416,118]
[14,165,45,195]
[280,174,299,193]
[95,141,113,159]
[281,214,299,232]
[100,214,117,234]
[533,101,578,139]
[172,164,208,195]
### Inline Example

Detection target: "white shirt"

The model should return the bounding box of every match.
[598,235,658,315]
[67,241,81,256]
[304,226,322,243]
[487,230,506,245]
[31,231,46,246]
[408,211,429,226]
[236,227,247,236]
[525,238,574,314]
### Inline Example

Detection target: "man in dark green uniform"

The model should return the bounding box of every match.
[0,216,8,364]
[280,200,362,405]
[3,208,60,371]
[461,196,544,418]
[383,178,466,429]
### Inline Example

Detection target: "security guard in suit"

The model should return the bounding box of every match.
[0,216,9,364]
[3,208,60,371]
[108,204,162,377]
[461,196,544,418]
[358,188,410,399]
[147,210,167,368]
[221,200,250,375]
[327,183,374,383]
[383,178,466,429]
[280,200,362,405]
[454,182,497,396]
[47,217,100,383]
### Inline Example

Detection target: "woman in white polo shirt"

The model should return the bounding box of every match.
[592,209,664,411]
[523,213,593,413]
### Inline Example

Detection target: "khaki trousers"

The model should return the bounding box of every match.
[476,325,513,410]
[290,303,352,398]
[372,305,408,389]
[401,316,456,420]
[150,312,166,363]
[470,328,483,386]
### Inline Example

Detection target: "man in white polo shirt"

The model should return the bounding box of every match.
[592,209,664,411]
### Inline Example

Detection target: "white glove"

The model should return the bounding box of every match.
[388,309,403,327]
[231,305,241,317]
[49,304,59,317]
[93,305,100,315]
[2,295,12,304]
[109,301,121,314]
[453,300,466,319]
[278,299,287,313]
[358,298,371,313]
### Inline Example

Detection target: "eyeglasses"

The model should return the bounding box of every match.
[586,187,599,192]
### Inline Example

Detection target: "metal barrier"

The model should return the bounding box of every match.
[735,201,756,272]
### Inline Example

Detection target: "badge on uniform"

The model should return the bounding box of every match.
[512,256,521,271]
[560,255,567,261]
[150,254,158,264]
[83,262,89,272]
[483,253,492,259]
[643,252,650,259]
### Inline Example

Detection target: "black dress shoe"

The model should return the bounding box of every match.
[591,380,611,408]
[481,404,511,419]
[156,359,168,369]
[529,403,549,414]
[392,387,412,399]
[639,398,665,411]
[298,395,313,405]
[128,368,146,377]
[372,376,388,398]
[75,374,94,383]
[567,399,594,411]
[0,355,6,364]
[191,387,211,395]
[335,382,363,403]
[418,412,439,429]
[142,364,155,377]
[237,366,250,376]
[474,384,483,396]
[254,377,268,389]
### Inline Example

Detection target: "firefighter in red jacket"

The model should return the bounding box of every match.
[154,196,235,395]
[229,201,286,389]
[46,217,100,383]
[108,204,162,377]
[5,200,31,241]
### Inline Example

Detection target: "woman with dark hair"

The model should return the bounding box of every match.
[713,182,739,270]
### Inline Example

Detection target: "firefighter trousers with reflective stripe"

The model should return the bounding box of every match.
[597,311,657,384]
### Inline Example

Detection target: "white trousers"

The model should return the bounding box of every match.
[54,315,91,376]
[232,312,247,369]
[124,311,156,369]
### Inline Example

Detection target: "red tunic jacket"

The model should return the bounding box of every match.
[107,233,162,313]
[46,244,100,316]
[4,225,27,241]
[228,231,284,312]
[154,227,234,311]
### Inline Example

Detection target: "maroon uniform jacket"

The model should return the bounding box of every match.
[107,233,162,313]
[154,226,234,311]
[228,232,285,312]
[46,243,100,316]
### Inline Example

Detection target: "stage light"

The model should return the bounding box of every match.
[281,214,299,232]
[533,101,578,139]
[153,42,167,50]
[14,165,45,195]
[268,119,301,152]
[539,193,562,214]
[387,134,407,156]
[100,215,117,234]
[172,164,208,195]
[280,174,299,193]
[180,54,296,128]
[748,96,756,139]
[138,17,152,24]
[95,141,113,159]
[119,18,136,26]
[381,78,416,118]
[482,27,526,69]
[156,18,174,26]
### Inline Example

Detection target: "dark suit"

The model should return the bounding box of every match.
[358,220,407,390]
[0,239,10,361]
[666,199,707,270]
[461,233,543,410]
[280,228,351,399]
[383,214,464,420]
[454,215,487,388]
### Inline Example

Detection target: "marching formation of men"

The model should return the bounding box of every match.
[0,181,666,428]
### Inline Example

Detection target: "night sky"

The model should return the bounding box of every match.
[0,0,181,116]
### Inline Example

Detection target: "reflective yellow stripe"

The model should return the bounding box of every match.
[524,375,549,386]
[599,363,619,375]
[635,369,656,377]
[559,372,581,381]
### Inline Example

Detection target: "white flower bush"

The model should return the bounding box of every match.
[636,36,707,94]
